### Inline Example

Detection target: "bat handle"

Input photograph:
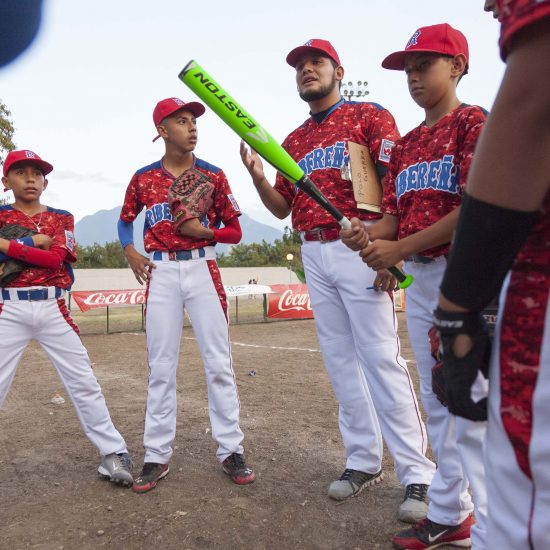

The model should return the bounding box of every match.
[338,216,413,289]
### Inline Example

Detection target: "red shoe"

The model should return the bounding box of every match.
[392,513,474,549]
[132,462,169,493]
[222,453,255,485]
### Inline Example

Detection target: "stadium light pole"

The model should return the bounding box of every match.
[286,253,294,284]
[342,80,370,101]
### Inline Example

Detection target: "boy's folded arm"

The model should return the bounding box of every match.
[7,240,69,270]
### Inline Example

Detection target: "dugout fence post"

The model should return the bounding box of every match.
[263,294,267,322]
[106,306,110,334]
[235,296,239,324]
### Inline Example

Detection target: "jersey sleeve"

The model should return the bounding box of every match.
[364,106,401,169]
[120,173,143,223]
[380,139,402,216]
[457,109,487,190]
[52,212,77,263]
[212,169,242,223]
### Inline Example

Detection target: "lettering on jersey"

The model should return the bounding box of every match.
[65,230,76,252]
[145,202,173,228]
[379,139,395,163]
[395,155,459,202]
[406,30,421,49]
[228,194,241,213]
[297,140,348,176]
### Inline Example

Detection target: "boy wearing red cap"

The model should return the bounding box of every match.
[341,24,488,549]
[0,150,133,487]
[241,39,435,522]
[118,98,254,493]
[435,2,550,548]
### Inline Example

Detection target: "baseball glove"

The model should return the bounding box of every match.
[0,224,36,287]
[167,168,215,233]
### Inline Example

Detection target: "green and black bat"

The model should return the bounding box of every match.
[178,60,413,289]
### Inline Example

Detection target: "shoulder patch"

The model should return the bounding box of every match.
[228,194,241,213]
[65,230,76,252]
[379,139,395,163]
[136,160,162,175]
[195,157,221,174]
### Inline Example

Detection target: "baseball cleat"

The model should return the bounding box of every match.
[398,483,429,523]
[328,468,384,500]
[392,513,474,550]
[222,453,256,485]
[98,452,134,487]
[132,462,170,493]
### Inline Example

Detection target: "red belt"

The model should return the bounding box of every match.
[303,227,340,243]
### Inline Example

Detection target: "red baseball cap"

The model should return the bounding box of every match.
[382,23,469,74]
[3,149,53,177]
[286,38,341,68]
[152,97,206,142]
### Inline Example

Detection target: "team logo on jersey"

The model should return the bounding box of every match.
[395,154,459,203]
[228,193,241,213]
[145,202,173,228]
[65,230,76,252]
[379,139,395,163]
[406,30,421,49]
[297,140,348,176]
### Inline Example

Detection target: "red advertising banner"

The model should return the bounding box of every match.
[71,289,146,312]
[267,284,314,320]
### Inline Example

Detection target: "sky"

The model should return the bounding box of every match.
[0,0,504,231]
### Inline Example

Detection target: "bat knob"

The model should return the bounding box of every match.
[397,274,414,289]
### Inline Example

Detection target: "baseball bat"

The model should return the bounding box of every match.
[178,60,413,289]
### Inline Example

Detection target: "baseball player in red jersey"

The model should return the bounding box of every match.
[342,24,489,549]
[0,150,133,486]
[240,39,435,522]
[118,98,254,493]
[435,3,550,548]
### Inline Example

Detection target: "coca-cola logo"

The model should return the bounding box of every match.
[80,290,146,306]
[277,289,312,312]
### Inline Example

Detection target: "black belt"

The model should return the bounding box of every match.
[152,249,206,261]
[1,287,65,301]
[405,254,447,264]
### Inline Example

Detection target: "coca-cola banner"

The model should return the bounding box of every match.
[267,284,314,319]
[71,290,146,312]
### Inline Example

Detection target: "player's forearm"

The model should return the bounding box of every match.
[466,26,550,211]
[368,214,398,241]
[7,241,67,270]
[398,207,461,258]
[252,177,291,219]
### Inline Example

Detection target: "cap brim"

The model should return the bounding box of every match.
[382,48,444,70]
[286,46,336,67]
[6,159,53,176]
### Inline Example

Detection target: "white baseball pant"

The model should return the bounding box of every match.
[143,252,244,464]
[0,288,127,456]
[485,277,550,549]
[405,258,488,549]
[301,239,435,486]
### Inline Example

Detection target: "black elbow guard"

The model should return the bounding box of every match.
[441,193,537,311]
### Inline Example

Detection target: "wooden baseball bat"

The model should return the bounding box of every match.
[178,60,413,288]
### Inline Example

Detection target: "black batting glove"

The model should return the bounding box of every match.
[432,307,491,422]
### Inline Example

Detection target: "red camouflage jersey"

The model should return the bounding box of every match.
[498,0,550,59]
[499,190,550,479]
[274,99,400,231]
[381,104,487,257]
[120,156,241,252]
[0,205,76,288]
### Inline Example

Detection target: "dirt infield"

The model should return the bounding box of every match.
[0,314,444,550]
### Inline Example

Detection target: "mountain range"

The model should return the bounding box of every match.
[74,206,284,254]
